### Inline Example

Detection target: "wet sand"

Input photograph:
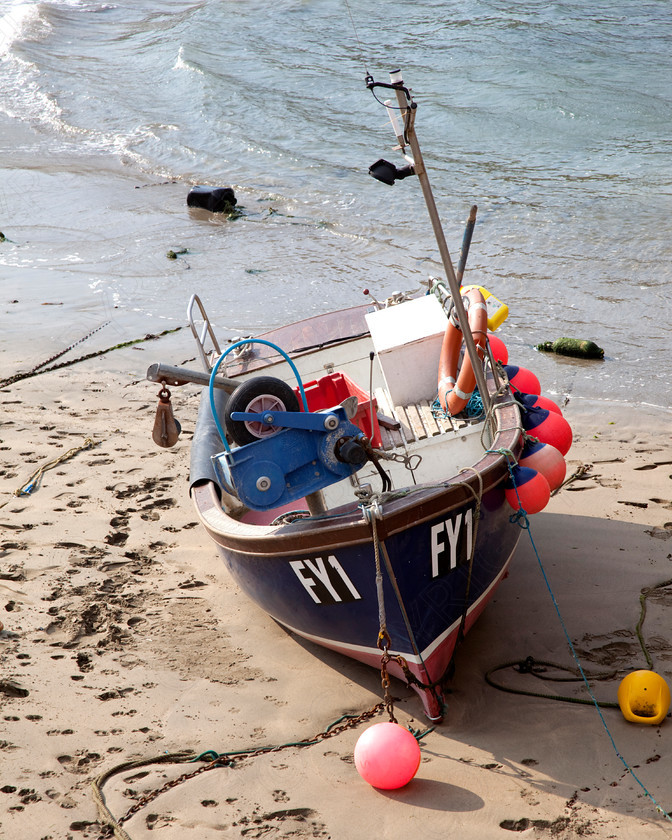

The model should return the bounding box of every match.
[1,350,671,839]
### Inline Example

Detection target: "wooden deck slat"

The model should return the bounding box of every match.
[394,406,414,443]
[373,388,469,450]
[404,404,427,440]
[417,401,442,438]
[380,426,404,451]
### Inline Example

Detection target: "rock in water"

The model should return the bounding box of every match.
[537,338,604,359]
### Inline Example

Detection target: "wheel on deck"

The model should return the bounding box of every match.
[224,376,300,446]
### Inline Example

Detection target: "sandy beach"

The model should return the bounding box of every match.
[0,347,671,840]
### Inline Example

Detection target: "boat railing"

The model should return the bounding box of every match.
[187,293,222,373]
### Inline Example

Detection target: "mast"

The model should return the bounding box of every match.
[369,70,492,419]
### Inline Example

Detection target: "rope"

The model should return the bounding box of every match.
[454,467,483,642]
[92,752,196,840]
[504,468,672,824]
[636,579,672,671]
[361,464,488,716]
[342,0,370,78]
[464,390,484,418]
[0,438,100,509]
[485,657,620,708]
[92,705,386,837]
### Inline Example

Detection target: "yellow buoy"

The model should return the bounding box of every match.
[617,670,671,725]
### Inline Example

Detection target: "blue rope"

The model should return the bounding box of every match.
[506,463,672,824]
[431,388,484,419]
[208,338,309,451]
[465,388,485,418]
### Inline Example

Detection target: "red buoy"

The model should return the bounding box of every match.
[517,392,563,416]
[487,333,509,365]
[522,406,573,456]
[518,439,566,492]
[504,466,550,515]
[504,364,541,396]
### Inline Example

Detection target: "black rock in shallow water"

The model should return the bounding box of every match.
[187,185,237,213]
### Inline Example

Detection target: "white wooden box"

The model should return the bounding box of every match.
[365,295,448,407]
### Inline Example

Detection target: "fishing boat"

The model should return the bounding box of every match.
[148,70,570,721]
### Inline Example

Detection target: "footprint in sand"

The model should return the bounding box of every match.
[57,751,103,774]
[146,813,175,830]
[69,820,108,836]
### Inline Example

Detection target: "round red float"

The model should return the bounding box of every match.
[354,722,422,789]
[504,364,541,396]
[518,439,566,492]
[522,406,573,456]
[504,466,550,515]
[517,392,563,416]
[487,333,509,365]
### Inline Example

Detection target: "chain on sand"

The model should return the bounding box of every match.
[93,702,385,839]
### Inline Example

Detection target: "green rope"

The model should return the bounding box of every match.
[0,326,183,388]
[485,657,620,708]
[509,502,672,823]
[92,704,389,837]
[636,579,672,671]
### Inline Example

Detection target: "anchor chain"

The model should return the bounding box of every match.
[377,629,412,724]
[94,704,385,837]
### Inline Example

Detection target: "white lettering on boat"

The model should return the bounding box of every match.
[289,556,362,604]
[430,508,473,578]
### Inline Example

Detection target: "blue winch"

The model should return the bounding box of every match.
[208,339,369,512]
[212,403,367,511]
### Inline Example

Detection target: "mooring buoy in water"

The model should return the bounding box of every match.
[618,670,670,725]
[187,185,237,213]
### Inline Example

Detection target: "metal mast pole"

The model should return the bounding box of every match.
[391,74,492,417]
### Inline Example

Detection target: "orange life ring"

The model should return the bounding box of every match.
[438,287,488,415]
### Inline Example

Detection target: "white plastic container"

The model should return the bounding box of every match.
[365,295,448,407]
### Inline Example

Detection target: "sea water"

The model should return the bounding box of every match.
[0,0,670,410]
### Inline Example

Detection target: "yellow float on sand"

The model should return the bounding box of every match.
[617,670,670,725]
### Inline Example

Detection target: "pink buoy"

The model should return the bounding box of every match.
[354,722,421,789]
[487,333,508,365]
[522,406,573,456]
[517,392,563,416]
[518,439,566,492]
[504,365,541,396]
[504,466,550,515]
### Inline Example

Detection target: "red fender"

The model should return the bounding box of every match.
[438,287,488,415]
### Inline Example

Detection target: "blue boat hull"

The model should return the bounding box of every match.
[194,478,520,720]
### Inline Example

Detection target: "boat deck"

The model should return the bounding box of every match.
[374,388,472,451]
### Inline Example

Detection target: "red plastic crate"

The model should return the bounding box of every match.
[294,371,381,448]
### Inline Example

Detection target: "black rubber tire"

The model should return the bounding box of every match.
[223,376,300,446]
